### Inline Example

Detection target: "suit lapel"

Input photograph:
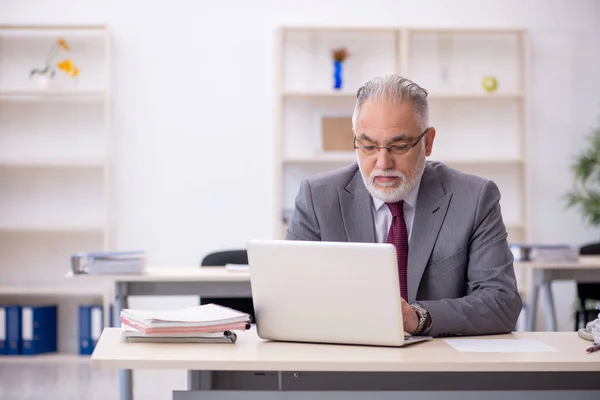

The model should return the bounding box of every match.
[337,166,376,243]
[407,163,452,302]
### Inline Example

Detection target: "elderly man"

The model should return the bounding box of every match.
[285,75,522,337]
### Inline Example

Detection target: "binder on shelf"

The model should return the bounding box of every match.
[1,305,22,355]
[21,305,57,355]
[79,305,105,355]
[0,307,5,354]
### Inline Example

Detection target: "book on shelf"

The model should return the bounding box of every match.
[119,303,251,344]
[0,305,22,355]
[0,305,59,356]
[79,305,109,355]
[0,303,111,356]
[71,250,147,275]
[21,305,58,355]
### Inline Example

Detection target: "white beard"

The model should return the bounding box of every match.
[357,146,426,203]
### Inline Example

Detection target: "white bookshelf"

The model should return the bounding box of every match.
[274,26,531,288]
[0,24,112,358]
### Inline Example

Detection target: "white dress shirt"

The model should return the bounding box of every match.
[371,181,421,244]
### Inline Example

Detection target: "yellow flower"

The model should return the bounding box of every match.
[57,38,69,51]
[71,68,79,78]
[57,59,74,73]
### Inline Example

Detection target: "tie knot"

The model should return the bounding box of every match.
[386,201,404,217]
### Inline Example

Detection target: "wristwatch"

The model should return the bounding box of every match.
[410,302,431,335]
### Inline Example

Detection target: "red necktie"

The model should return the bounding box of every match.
[386,201,408,301]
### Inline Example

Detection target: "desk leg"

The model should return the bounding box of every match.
[541,281,557,331]
[526,270,540,331]
[115,282,133,400]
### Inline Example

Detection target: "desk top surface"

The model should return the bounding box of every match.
[514,255,600,269]
[68,255,600,283]
[66,267,250,282]
[91,328,600,372]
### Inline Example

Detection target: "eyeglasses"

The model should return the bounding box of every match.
[353,128,429,157]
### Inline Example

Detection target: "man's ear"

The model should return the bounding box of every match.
[424,127,436,157]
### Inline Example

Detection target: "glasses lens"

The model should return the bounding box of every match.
[390,145,410,156]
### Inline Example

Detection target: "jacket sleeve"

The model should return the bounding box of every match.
[285,179,321,241]
[417,180,523,337]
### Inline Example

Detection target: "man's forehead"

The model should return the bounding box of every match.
[357,101,417,125]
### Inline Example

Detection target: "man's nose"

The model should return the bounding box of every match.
[375,148,393,170]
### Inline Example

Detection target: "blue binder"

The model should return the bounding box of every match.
[21,305,57,355]
[79,305,105,355]
[0,306,6,355]
[1,306,22,355]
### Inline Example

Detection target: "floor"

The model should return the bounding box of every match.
[0,363,187,400]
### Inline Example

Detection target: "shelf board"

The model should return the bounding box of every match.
[282,26,398,34]
[282,92,523,100]
[0,224,105,233]
[284,156,522,165]
[0,90,106,101]
[0,24,107,31]
[437,158,524,165]
[284,154,355,163]
[428,93,524,100]
[0,353,91,364]
[0,158,105,168]
[0,283,106,297]
[283,91,356,99]
[408,28,526,35]
[506,223,525,230]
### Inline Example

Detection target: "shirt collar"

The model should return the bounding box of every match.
[372,176,422,212]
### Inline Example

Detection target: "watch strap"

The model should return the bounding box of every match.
[410,302,430,335]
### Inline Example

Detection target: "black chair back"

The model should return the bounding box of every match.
[200,250,255,321]
[575,243,600,329]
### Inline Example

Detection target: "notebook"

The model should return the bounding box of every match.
[120,303,251,328]
[122,324,238,343]
[119,303,251,344]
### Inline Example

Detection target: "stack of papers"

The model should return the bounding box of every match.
[71,251,147,274]
[120,303,251,343]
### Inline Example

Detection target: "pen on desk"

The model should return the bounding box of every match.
[586,343,600,353]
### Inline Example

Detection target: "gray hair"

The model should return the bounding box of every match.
[351,75,429,132]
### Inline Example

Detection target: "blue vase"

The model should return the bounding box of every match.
[333,60,343,90]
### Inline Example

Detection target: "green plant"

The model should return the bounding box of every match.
[566,123,600,225]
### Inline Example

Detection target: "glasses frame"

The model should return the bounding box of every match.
[353,127,430,156]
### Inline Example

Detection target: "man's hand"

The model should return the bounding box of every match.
[401,297,419,334]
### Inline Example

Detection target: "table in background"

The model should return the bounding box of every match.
[91,327,600,400]
[515,255,600,331]
[67,267,251,400]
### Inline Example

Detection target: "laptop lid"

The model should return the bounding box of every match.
[247,239,408,347]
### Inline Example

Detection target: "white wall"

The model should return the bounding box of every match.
[2,0,600,330]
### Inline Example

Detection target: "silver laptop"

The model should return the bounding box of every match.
[247,239,431,347]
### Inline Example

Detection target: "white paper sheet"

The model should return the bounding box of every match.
[444,338,559,353]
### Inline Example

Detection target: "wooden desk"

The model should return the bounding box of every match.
[92,328,600,399]
[71,260,600,399]
[68,267,251,400]
[515,256,600,331]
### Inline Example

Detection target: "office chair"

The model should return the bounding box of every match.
[199,249,256,321]
[575,242,600,330]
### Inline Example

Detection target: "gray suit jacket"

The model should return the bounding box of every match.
[285,161,522,337]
